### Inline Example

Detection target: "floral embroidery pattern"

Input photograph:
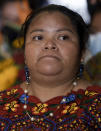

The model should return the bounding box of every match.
[88,96,101,123]
[3,100,19,112]
[32,103,48,115]
[7,89,18,95]
[62,103,79,114]
[0,86,101,130]
[85,90,98,96]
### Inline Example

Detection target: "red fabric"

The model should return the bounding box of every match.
[0,85,101,130]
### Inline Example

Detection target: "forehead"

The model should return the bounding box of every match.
[28,11,76,32]
[31,11,71,22]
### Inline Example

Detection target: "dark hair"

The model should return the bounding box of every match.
[87,0,101,17]
[28,0,48,10]
[22,4,89,54]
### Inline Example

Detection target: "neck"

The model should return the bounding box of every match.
[24,80,75,102]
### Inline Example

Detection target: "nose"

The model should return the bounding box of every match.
[43,41,58,51]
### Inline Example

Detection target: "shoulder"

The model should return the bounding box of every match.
[79,84,101,98]
[74,79,101,94]
[77,85,101,112]
[0,85,23,98]
[0,85,23,109]
[0,85,25,126]
[73,81,101,106]
[85,85,101,95]
[83,86,101,124]
[83,85,101,105]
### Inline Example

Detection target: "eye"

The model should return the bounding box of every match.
[59,35,69,40]
[32,35,43,40]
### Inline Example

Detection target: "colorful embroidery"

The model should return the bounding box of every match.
[7,89,18,95]
[85,90,98,96]
[62,103,78,114]
[3,100,19,112]
[0,85,101,130]
[32,103,48,115]
[19,94,29,104]
[61,94,76,104]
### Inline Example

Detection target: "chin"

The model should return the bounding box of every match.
[37,69,63,76]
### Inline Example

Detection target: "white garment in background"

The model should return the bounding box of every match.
[88,32,101,56]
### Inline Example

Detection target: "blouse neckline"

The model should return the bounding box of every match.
[9,84,100,104]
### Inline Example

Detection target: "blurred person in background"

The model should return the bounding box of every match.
[88,6,101,55]
[84,5,101,85]
[0,0,30,56]
[87,0,101,17]
[0,0,30,91]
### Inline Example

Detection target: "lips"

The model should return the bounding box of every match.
[38,55,61,61]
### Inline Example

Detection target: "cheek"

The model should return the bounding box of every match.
[60,44,79,63]
[25,44,40,65]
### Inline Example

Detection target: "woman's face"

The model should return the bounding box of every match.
[25,11,80,82]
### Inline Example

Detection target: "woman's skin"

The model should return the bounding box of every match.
[21,11,90,102]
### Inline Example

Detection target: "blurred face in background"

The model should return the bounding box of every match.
[2,2,20,25]
[2,1,30,26]
[1,1,30,46]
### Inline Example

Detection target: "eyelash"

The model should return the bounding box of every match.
[58,35,69,40]
[32,35,43,40]
[32,35,70,41]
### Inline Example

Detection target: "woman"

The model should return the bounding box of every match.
[0,4,101,130]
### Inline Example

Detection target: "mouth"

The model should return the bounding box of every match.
[38,55,61,61]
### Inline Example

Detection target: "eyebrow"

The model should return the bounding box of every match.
[30,29,44,34]
[30,28,74,34]
[56,28,74,34]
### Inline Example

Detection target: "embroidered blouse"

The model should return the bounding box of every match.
[0,85,101,131]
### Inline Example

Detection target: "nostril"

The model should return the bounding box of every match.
[45,47,48,50]
[52,47,56,50]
